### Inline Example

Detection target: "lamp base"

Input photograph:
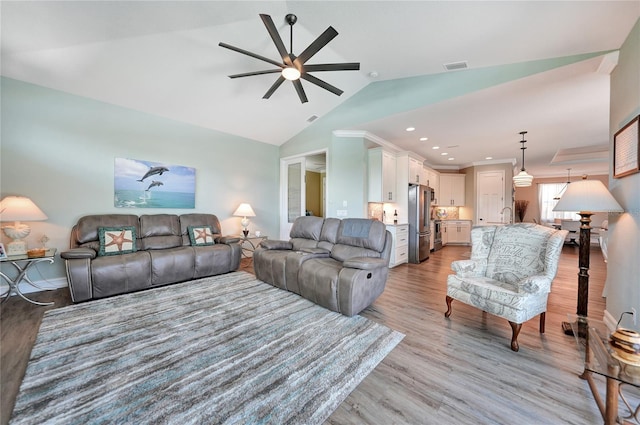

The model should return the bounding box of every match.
[242,230,249,237]
[6,239,28,256]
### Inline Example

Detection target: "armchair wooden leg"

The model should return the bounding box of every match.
[508,321,522,352]
[539,312,546,334]
[445,295,453,318]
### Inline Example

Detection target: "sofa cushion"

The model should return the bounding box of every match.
[290,216,325,240]
[188,225,215,246]
[336,219,386,252]
[179,214,222,245]
[76,214,139,245]
[97,226,137,256]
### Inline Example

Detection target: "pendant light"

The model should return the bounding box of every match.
[553,168,572,200]
[512,131,534,187]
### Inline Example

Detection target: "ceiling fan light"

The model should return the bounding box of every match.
[282,67,301,81]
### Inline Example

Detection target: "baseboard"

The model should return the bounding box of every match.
[603,309,617,331]
[2,277,68,296]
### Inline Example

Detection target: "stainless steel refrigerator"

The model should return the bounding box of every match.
[408,184,432,263]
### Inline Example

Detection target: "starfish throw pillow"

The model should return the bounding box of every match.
[98,226,137,256]
[188,225,215,246]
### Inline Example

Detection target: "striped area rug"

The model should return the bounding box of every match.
[11,271,403,424]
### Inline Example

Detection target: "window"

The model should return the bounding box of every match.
[538,183,577,223]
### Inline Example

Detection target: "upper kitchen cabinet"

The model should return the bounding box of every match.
[439,174,465,206]
[368,147,397,202]
[397,152,426,186]
[423,167,440,202]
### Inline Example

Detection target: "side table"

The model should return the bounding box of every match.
[571,315,640,424]
[0,254,56,306]
[236,235,268,259]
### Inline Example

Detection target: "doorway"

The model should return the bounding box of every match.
[280,150,327,239]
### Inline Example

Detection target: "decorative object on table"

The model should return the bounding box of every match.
[512,131,534,187]
[254,230,261,237]
[27,248,46,258]
[553,177,624,336]
[610,327,640,365]
[11,272,403,424]
[219,14,360,104]
[233,203,256,237]
[514,199,529,222]
[613,114,639,178]
[113,158,195,209]
[436,208,448,219]
[0,196,48,256]
[393,209,398,224]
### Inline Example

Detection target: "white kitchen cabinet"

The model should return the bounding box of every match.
[439,174,465,206]
[386,224,409,267]
[424,167,440,202]
[368,148,397,202]
[397,152,426,186]
[444,220,471,245]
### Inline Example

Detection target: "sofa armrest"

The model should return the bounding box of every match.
[259,240,293,250]
[451,259,486,277]
[517,275,552,294]
[343,257,387,270]
[61,248,97,260]
[219,236,241,245]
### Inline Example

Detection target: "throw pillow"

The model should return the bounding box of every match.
[98,226,137,256]
[188,225,215,246]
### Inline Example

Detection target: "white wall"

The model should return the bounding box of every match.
[606,18,640,330]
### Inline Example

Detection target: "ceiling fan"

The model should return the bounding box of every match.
[219,14,360,104]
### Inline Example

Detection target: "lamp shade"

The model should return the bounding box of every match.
[233,203,256,217]
[513,170,534,187]
[553,179,623,212]
[0,196,48,221]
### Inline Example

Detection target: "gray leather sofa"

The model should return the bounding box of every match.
[61,213,241,302]
[253,216,392,316]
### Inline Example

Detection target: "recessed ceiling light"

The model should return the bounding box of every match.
[420,137,428,141]
[432,146,440,150]
[406,127,415,132]
[485,156,493,160]
[448,157,455,161]
[441,152,448,156]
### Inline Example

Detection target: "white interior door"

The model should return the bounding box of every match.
[477,170,505,225]
[280,158,306,239]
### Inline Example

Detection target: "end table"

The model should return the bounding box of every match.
[0,254,56,306]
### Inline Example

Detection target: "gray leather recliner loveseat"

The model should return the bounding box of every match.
[61,213,241,302]
[253,216,392,316]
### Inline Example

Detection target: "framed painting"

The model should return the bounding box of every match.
[613,115,639,179]
[114,158,196,208]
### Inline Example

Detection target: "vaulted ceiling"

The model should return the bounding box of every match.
[2,1,639,177]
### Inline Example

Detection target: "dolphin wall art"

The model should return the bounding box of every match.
[146,181,164,191]
[137,166,169,182]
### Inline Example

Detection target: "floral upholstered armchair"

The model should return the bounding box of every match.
[445,224,568,351]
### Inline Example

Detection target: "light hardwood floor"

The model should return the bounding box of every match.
[0,245,622,424]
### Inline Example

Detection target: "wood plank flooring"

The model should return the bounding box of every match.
[0,245,622,424]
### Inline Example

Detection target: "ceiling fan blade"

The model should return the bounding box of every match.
[294,26,338,66]
[260,14,293,66]
[229,69,282,79]
[293,80,308,104]
[300,73,343,96]
[304,63,360,72]
[263,76,286,99]
[219,42,284,68]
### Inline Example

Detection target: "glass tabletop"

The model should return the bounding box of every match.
[570,314,640,388]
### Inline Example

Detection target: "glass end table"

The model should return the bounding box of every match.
[570,314,640,424]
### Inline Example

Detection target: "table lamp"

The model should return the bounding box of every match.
[553,178,623,335]
[0,196,48,256]
[233,203,256,237]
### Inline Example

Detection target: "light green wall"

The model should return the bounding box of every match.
[607,18,640,329]
[327,136,368,218]
[0,77,279,280]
